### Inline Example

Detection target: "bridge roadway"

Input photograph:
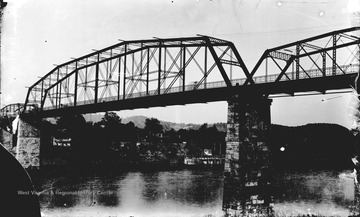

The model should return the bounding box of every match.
[39,64,358,117]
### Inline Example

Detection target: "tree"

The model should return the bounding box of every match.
[122,121,138,142]
[99,112,121,127]
[96,112,123,144]
[144,118,163,135]
[144,118,164,142]
[55,114,86,138]
[164,128,178,143]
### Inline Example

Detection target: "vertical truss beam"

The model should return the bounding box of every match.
[322,52,326,77]
[333,34,337,75]
[74,68,78,106]
[204,46,208,88]
[295,45,300,80]
[158,43,162,95]
[123,45,127,100]
[95,54,99,103]
[182,46,186,92]
[146,48,150,95]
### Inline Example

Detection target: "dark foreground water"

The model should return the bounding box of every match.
[32,169,355,217]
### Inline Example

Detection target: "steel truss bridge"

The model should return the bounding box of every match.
[2,27,360,118]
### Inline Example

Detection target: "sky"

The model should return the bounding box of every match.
[1,0,360,128]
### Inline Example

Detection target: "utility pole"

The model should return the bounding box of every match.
[0,0,7,109]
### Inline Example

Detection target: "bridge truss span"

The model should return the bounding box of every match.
[17,27,360,117]
[0,103,37,120]
[248,27,360,92]
[24,36,254,114]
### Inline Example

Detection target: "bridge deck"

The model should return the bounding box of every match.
[45,64,357,109]
[40,69,357,117]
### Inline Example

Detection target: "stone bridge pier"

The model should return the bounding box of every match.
[0,117,40,169]
[223,94,274,217]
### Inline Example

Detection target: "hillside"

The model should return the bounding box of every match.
[83,115,355,168]
[84,114,225,131]
[74,113,356,170]
[269,123,354,170]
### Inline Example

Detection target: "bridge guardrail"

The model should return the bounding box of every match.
[42,64,359,111]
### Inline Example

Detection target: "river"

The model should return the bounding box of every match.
[32,169,355,217]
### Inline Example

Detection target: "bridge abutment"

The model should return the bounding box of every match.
[223,95,273,217]
[15,118,40,169]
[0,117,40,169]
[0,127,14,154]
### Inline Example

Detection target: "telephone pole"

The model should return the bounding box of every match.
[0,0,7,109]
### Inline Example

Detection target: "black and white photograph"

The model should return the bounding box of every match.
[0,0,360,216]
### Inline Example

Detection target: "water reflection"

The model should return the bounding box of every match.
[92,176,120,207]
[142,171,161,202]
[34,169,355,217]
[272,170,354,216]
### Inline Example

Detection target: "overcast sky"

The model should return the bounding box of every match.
[2,0,360,128]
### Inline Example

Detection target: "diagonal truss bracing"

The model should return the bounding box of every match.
[0,103,37,118]
[18,27,360,116]
[23,36,253,112]
[247,27,360,88]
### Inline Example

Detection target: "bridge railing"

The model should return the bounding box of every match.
[0,103,38,118]
[42,64,358,111]
[251,63,359,84]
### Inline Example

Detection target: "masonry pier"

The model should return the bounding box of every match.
[0,117,40,169]
[223,94,273,216]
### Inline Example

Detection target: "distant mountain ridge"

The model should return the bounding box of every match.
[269,123,354,170]
[83,114,226,131]
[121,115,208,131]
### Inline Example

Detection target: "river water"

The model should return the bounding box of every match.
[33,169,355,217]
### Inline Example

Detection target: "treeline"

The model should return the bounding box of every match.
[6,112,355,171]
[269,123,355,170]
[40,112,226,170]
